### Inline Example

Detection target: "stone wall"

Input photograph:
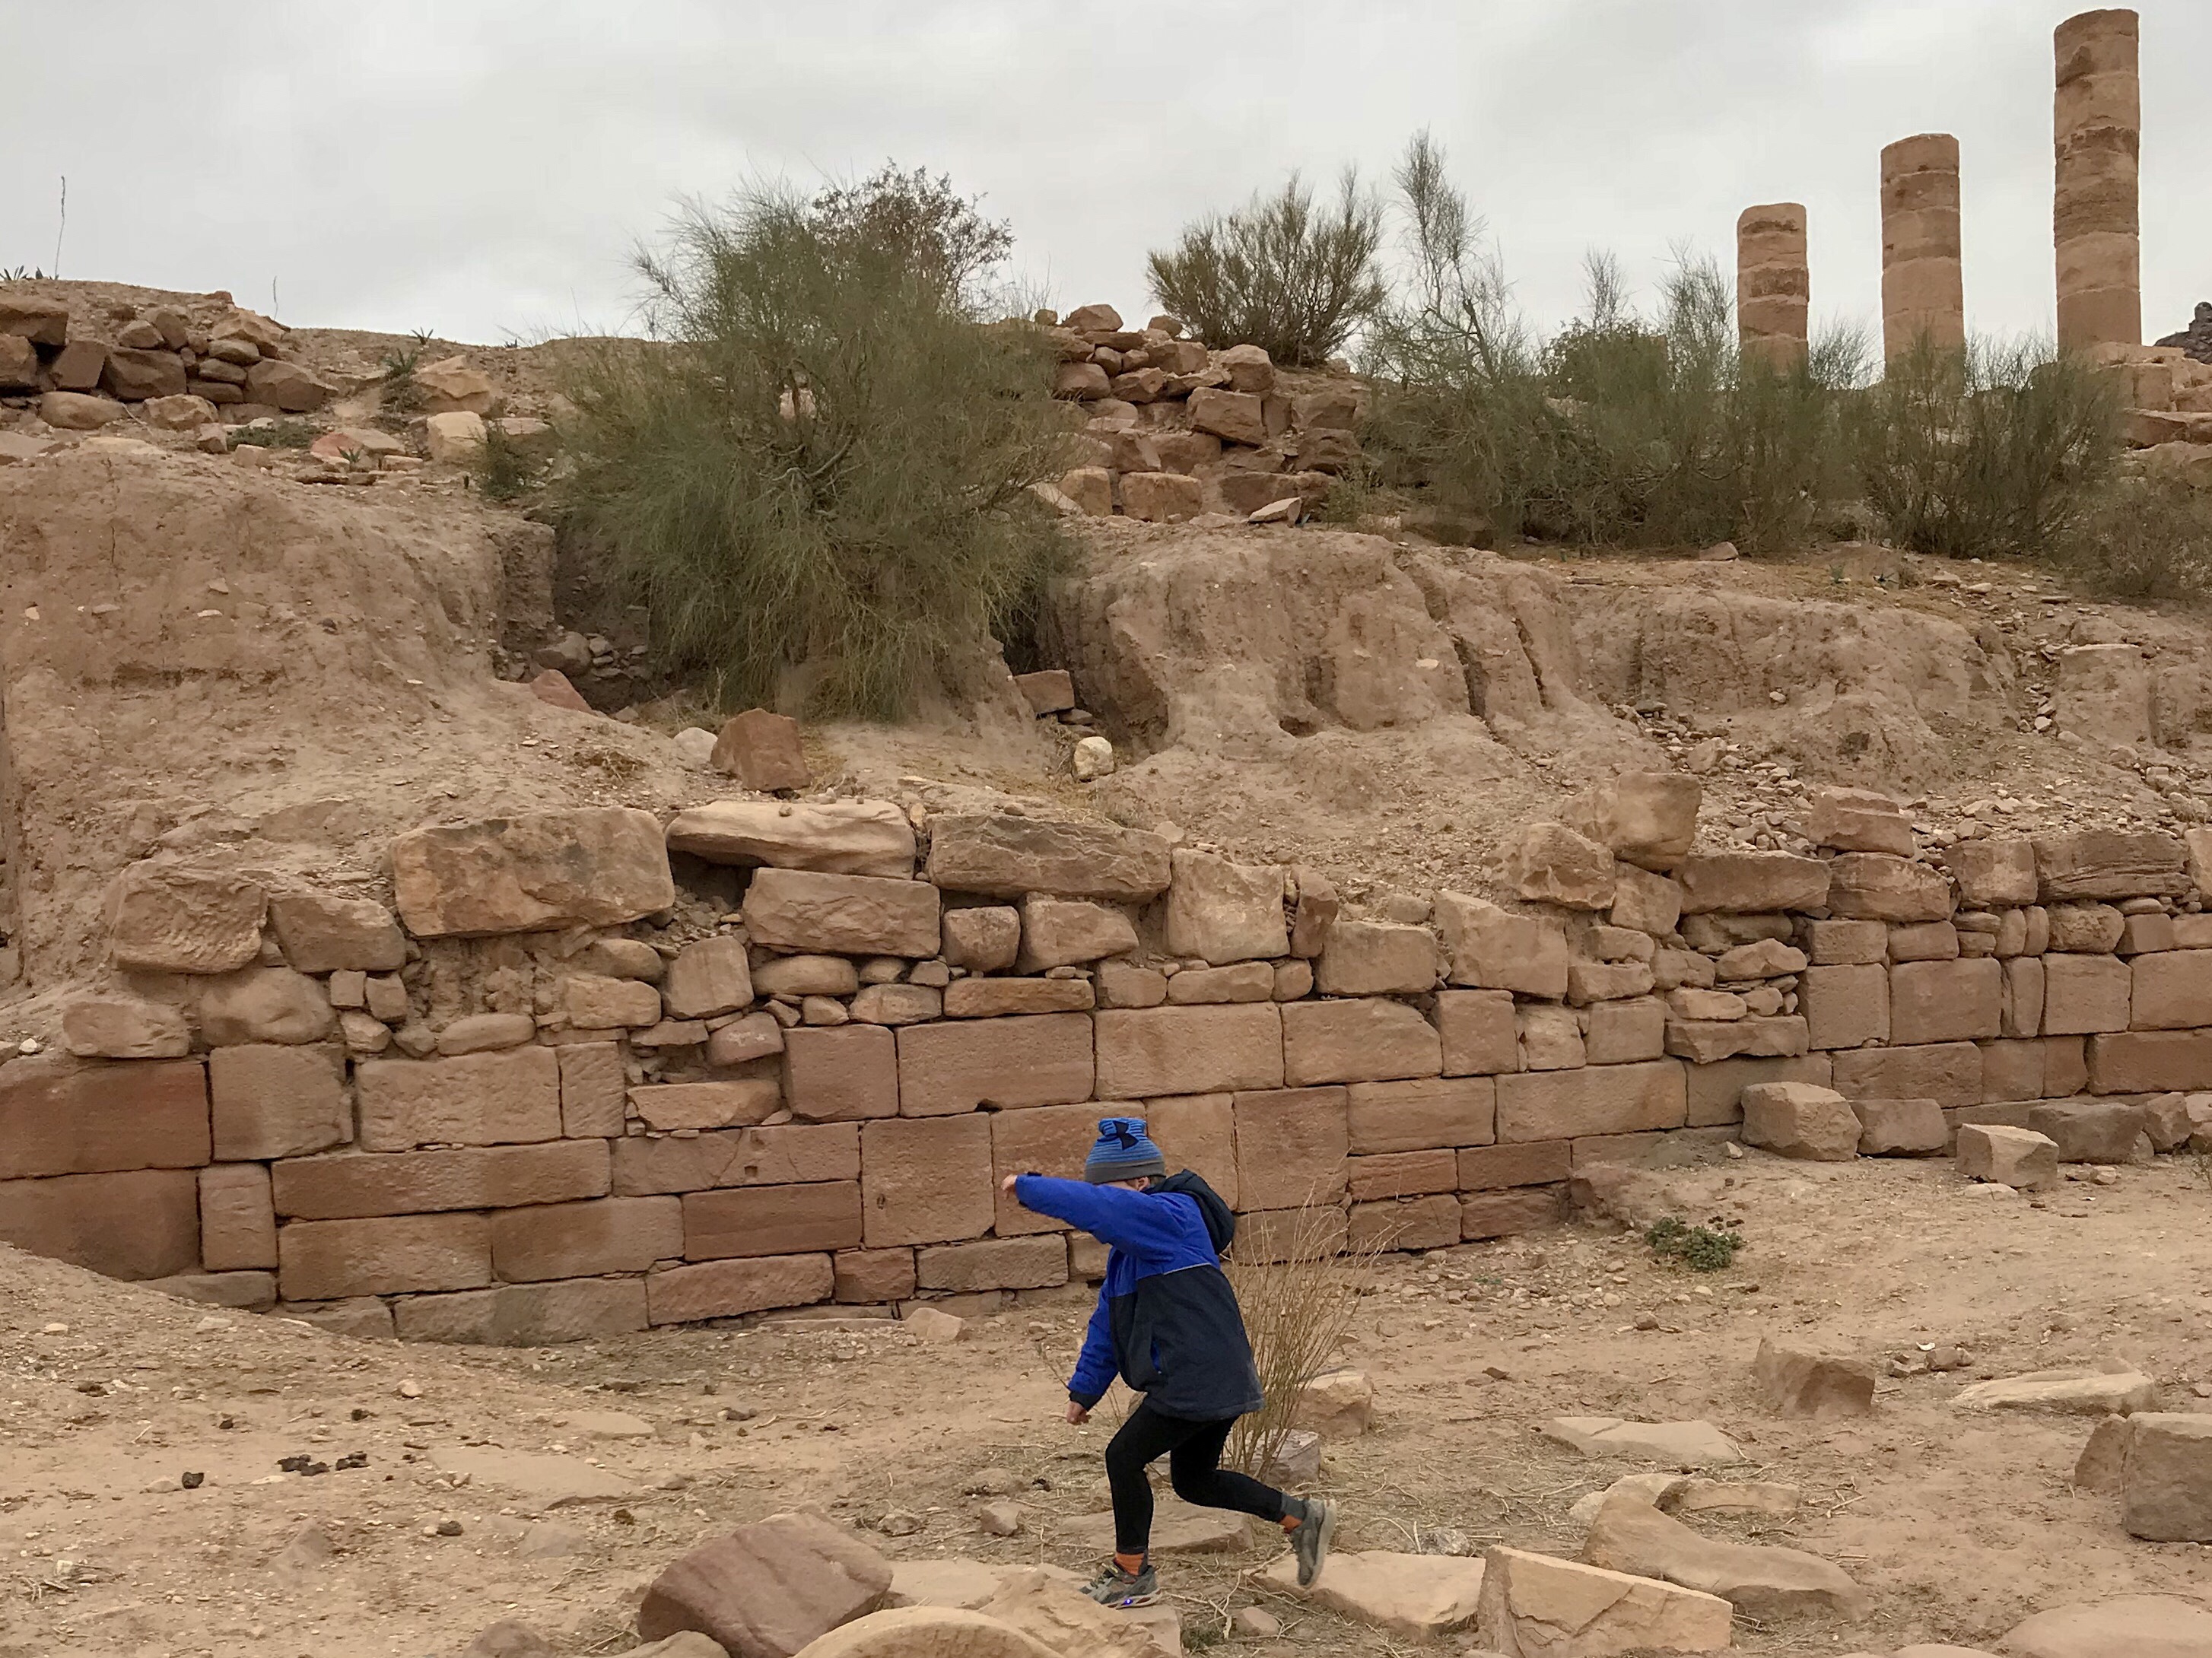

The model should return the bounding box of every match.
[8,764,2212,1345]
[1038,303,1361,526]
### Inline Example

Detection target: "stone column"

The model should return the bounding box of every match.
[1737,203,1808,367]
[2054,8,2140,351]
[1880,134,1965,358]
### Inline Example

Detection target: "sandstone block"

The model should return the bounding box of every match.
[1586,999,1666,1064]
[435,1012,536,1056]
[1289,866,1340,958]
[266,891,405,974]
[646,1253,835,1324]
[210,1042,348,1161]
[862,1116,993,1247]
[390,808,673,937]
[1120,470,1203,522]
[1167,962,1274,1003]
[1956,1123,2058,1189]
[1568,961,1655,1005]
[783,1025,899,1121]
[1889,957,2003,1044]
[1608,866,1683,937]
[683,1182,863,1259]
[1094,1005,1283,1097]
[753,955,860,997]
[1461,1188,1565,1239]
[744,869,938,958]
[1458,1140,1572,1189]
[104,863,266,974]
[2049,902,2125,952]
[942,907,1020,971]
[1827,853,1954,923]
[103,346,188,400]
[1563,773,1702,871]
[1713,938,1807,980]
[492,1196,682,1281]
[850,984,939,1025]
[1188,386,1266,445]
[665,799,913,878]
[1800,964,1888,1050]
[834,1248,915,1303]
[925,814,1170,902]
[2121,1414,2212,1542]
[612,1123,857,1197]
[637,1513,893,1658]
[1508,822,1616,909]
[1889,920,1961,961]
[1012,669,1075,714]
[0,1168,201,1281]
[2036,829,2188,900]
[1753,1338,1877,1416]
[1346,1148,1460,1200]
[898,1012,1093,1116]
[199,967,335,1046]
[1580,1489,1866,1619]
[1435,893,1568,997]
[40,390,125,430]
[1832,1042,1982,1108]
[2132,950,2212,1029]
[0,1055,209,1180]
[1804,919,1889,965]
[1740,1082,1861,1161]
[59,994,189,1059]
[1015,894,1136,971]
[661,938,755,1019]
[396,1278,649,1345]
[707,708,811,792]
[941,977,1094,1017]
[1496,1062,1686,1143]
[2005,956,2047,1039]
[1316,920,1438,996]
[2088,1031,2212,1093]
[553,1040,625,1137]
[1434,989,1518,1076]
[916,1235,1067,1292]
[1349,1194,1460,1252]
[1282,999,1441,1085]
[1521,1005,1586,1071]
[630,1080,780,1131]
[989,1101,1111,1234]
[0,293,68,345]
[1145,1093,1241,1207]
[1807,787,1912,854]
[243,357,330,411]
[1234,1088,1349,1209]
[1676,852,1830,914]
[1685,1053,1831,1126]
[1476,1545,1733,1657]
[278,1212,491,1300]
[1663,1015,1808,1063]
[199,1164,278,1270]
[2027,1098,2145,1164]
[1164,849,1286,964]
[1853,1097,1949,1155]
[354,1047,561,1151]
[275,1140,611,1218]
[2045,953,2134,1034]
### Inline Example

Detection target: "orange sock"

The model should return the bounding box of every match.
[1114,1551,1145,1576]
[1282,1513,1302,1531]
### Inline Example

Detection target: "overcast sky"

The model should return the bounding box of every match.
[8,2,2205,348]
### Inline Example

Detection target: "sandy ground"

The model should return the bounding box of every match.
[4,1148,2210,1658]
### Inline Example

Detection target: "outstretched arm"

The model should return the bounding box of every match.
[1010,1174,1185,1260]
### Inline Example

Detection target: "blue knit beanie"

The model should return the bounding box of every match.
[1084,1116,1168,1183]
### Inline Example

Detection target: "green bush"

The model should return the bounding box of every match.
[551,175,1073,717]
[1845,336,2122,559]
[2052,472,2212,603]
[1645,1215,1743,1273]
[1361,134,1866,554]
[1147,170,1386,365]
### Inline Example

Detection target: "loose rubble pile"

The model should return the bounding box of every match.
[1037,303,1362,525]
[9,717,2212,1349]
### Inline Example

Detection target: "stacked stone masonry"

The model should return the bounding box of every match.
[11,782,2212,1346]
[1041,302,1360,526]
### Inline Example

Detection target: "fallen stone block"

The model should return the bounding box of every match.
[2026,1099,2144,1164]
[1852,1097,1949,1155]
[1292,1369,1373,1440]
[2000,1595,2212,1658]
[1740,1081,1860,1161]
[1476,1546,1733,1657]
[637,1511,892,1658]
[1582,1489,1867,1618]
[1951,1365,2156,1415]
[1538,1417,1744,1468]
[2121,1414,2212,1542]
[2074,1415,2134,1493]
[1954,1123,2058,1190]
[710,709,811,792]
[1260,1549,1486,1639]
[1753,1339,1877,1418]
[1563,773,1702,871]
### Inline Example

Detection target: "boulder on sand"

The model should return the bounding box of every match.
[1581,1488,1867,1618]
[1260,1549,1486,1639]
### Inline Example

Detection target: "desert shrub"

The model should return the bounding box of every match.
[808,162,1014,310]
[1222,1201,1393,1479]
[1645,1215,1743,1273]
[1846,335,2121,560]
[1362,133,1864,553]
[1147,170,1387,365]
[470,418,545,503]
[377,330,436,423]
[551,173,1073,718]
[2052,472,2212,603]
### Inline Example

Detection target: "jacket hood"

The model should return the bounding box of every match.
[1153,1170,1237,1253]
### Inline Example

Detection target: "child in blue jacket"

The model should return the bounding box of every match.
[1003,1116,1336,1609]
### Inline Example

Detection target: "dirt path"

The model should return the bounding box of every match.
[4,1149,2209,1657]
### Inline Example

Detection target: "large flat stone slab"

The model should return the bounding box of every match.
[1952,1366,2156,1416]
[1261,1548,1486,1638]
[1540,1416,1746,1468]
[1582,1490,1866,1618]
[1476,1545,1733,1656]
[2000,1593,2212,1657]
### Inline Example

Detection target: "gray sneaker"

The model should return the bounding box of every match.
[1082,1559,1160,1608]
[1292,1497,1336,1587]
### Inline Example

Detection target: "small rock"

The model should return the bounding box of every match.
[1229,1606,1281,1637]
[903,1306,965,1344]
[878,1510,923,1537]
[961,1467,1022,1498]
[1752,1339,1877,1418]
[974,1501,1022,1537]
[1073,735,1116,782]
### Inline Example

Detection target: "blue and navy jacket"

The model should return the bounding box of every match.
[1010,1169,1264,1422]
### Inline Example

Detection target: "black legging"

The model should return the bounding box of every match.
[1105,1399,1295,1556]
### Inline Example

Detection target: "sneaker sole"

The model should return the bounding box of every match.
[1107,1590,1163,1608]
[1298,1500,1336,1588]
